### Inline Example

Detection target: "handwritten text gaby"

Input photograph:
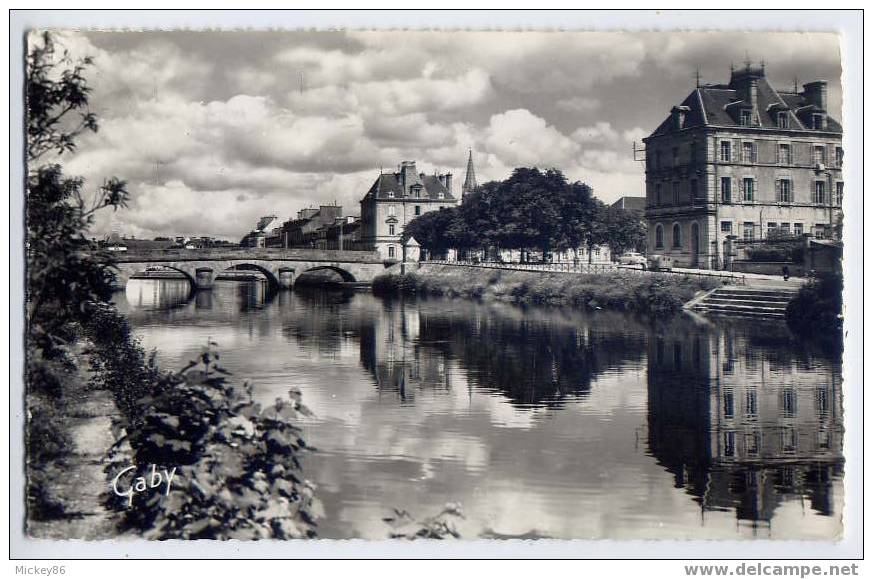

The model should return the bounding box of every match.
[112,464,178,506]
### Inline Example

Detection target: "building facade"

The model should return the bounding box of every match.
[360,160,460,260]
[643,65,843,269]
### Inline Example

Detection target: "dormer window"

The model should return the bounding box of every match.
[740,110,752,126]
[812,114,824,130]
[777,111,789,129]
[438,192,445,200]
[387,191,394,198]
[411,185,422,198]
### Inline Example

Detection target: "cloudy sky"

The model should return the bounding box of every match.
[44,30,841,240]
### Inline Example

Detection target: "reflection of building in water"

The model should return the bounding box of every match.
[647,319,842,526]
[359,299,451,401]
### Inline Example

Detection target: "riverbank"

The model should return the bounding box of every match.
[26,342,124,539]
[373,264,720,316]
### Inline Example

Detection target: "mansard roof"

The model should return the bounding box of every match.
[648,72,842,139]
[363,171,455,202]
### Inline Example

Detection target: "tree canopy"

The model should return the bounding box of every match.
[403,166,645,260]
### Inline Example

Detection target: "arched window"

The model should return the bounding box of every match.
[672,223,682,248]
[655,224,664,249]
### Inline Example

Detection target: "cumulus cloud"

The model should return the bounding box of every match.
[42,30,840,239]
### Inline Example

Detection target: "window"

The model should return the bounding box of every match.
[783,388,797,418]
[720,177,731,203]
[672,182,680,205]
[812,114,824,130]
[724,431,736,457]
[720,141,731,162]
[780,222,791,236]
[740,110,752,126]
[794,223,805,237]
[778,143,791,165]
[414,205,421,216]
[746,432,760,455]
[777,179,792,203]
[388,204,396,216]
[743,222,755,240]
[777,111,789,128]
[721,221,732,233]
[782,428,797,453]
[767,222,778,238]
[438,192,445,200]
[690,142,698,163]
[723,391,735,419]
[742,142,756,163]
[655,183,662,205]
[742,177,755,202]
[388,245,395,258]
[672,147,679,166]
[813,146,825,165]
[836,182,844,206]
[690,179,700,200]
[814,181,826,204]
[746,390,758,418]
[814,224,827,239]
[655,224,664,249]
[672,223,682,248]
[388,224,395,236]
[387,191,395,198]
[836,147,844,167]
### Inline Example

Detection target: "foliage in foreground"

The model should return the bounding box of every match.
[384,503,465,539]
[25,31,130,519]
[84,306,320,539]
[786,274,843,347]
[374,266,717,316]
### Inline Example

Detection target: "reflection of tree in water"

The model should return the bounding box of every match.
[425,308,645,408]
[647,316,843,528]
[357,298,647,408]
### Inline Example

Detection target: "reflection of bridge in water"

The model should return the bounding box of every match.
[109,247,390,290]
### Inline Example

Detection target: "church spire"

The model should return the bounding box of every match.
[462,149,477,200]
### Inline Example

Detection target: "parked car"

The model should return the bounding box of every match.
[647,254,673,271]
[618,252,647,267]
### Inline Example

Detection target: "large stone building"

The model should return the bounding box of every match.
[643,64,843,269]
[360,160,462,260]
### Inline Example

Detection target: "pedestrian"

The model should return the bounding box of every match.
[782,265,790,281]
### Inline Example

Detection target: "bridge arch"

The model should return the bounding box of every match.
[116,263,197,292]
[299,265,357,283]
[219,263,281,288]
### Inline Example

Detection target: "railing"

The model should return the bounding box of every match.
[420,259,759,285]
[421,259,618,274]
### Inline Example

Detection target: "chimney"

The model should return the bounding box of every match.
[730,65,764,125]
[803,81,828,113]
[444,172,452,194]
[399,161,416,194]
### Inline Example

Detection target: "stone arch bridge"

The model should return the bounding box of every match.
[109,248,390,290]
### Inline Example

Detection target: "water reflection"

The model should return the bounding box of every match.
[647,317,843,530]
[117,279,843,539]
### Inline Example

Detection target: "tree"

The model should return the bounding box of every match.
[601,205,647,257]
[26,32,130,357]
[403,207,458,258]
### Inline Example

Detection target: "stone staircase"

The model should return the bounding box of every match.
[687,285,799,319]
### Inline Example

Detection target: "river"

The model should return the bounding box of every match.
[114,278,844,540]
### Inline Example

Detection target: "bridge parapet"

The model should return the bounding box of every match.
[110,247,383,264]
